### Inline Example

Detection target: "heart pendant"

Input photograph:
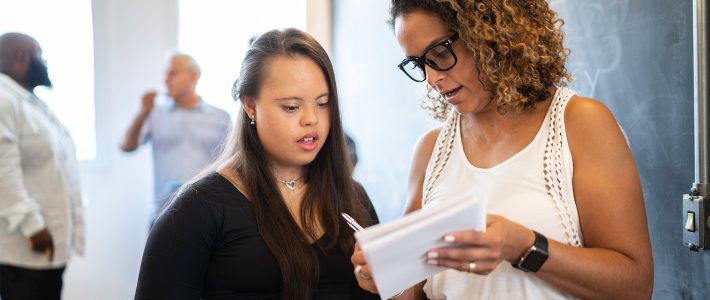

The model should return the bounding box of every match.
[284,180,296,190]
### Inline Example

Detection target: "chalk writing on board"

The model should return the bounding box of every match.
[552,0,629,97]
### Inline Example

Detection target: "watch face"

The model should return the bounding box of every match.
[520,246,549,272]
[515,231,549,272]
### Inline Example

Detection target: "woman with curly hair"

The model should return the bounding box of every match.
[351,0,653,299]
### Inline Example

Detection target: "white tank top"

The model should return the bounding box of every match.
[421,87,582,299]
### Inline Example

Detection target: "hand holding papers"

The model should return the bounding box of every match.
[354,197,486,299]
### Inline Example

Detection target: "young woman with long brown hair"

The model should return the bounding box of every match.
[136,28,379,300]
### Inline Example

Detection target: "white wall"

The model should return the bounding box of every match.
[63,0,177,299]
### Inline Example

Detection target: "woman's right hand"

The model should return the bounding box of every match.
[351,242,378,294]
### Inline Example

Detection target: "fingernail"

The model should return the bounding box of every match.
[444,235,455,242]
[426,259,437,265]
[427,251,438,258]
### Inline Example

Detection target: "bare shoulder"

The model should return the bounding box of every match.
[404,127,443,214]
[564,95,624,145]
[565,95,617,128]
[412,127,443,164]
[563,94,633,171]
[565,96,617,132]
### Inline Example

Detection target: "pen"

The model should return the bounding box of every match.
[341,213,365,232]
[343,213,403,299]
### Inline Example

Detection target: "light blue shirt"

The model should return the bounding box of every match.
[140,100,231,213]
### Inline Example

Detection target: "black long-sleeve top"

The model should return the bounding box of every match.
[135,172,380,300]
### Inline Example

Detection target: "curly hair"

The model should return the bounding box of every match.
[390,0,572,120]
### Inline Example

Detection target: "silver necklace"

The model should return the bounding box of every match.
[278,178,301,191]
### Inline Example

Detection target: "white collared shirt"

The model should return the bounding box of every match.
[0,73,85,268]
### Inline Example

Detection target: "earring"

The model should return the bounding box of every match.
[249,115,256,126]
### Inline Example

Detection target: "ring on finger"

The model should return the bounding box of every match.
[354,264,372,280]
[467,261,476,273]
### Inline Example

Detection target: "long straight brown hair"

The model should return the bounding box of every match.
[221,28,373,299]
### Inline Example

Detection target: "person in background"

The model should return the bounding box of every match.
[352,0,653,299]
[135,28,379,299]
[344,132,359,170]
[120,53,232,225]
[0,32,85,300]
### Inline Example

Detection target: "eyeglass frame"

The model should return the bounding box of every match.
[397,32,460,82]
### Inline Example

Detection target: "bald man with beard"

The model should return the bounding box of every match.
[0,33,85,300]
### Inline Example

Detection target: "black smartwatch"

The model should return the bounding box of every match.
[513,231,549,272]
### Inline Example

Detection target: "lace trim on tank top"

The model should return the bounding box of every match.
[543,88,581,246]
[422,112,459,206]
[422,88,582,246]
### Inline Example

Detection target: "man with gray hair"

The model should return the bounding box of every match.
[0,32,85,300]
[121,53,231,226]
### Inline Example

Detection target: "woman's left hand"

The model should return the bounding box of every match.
[351,242,379,294]
[425,214,535,275]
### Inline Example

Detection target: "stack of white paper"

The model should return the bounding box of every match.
[355,197,486,299]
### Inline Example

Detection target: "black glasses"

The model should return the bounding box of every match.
[398,32,460,82]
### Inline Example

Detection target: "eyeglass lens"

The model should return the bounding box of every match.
[400,43,457,82]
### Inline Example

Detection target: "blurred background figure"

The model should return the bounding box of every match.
[344,132,358,170]
[0,32,85,300]
[120,53,232,226]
